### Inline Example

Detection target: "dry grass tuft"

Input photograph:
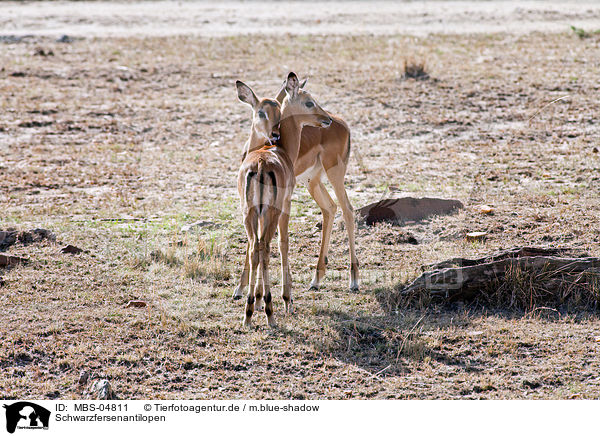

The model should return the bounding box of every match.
[145,235,231,282]
[402,58,429,80]
[183,236,231,282]
[480,263,600,312]
[150,247,180,267]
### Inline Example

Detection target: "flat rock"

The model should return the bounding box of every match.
[60,244,84,254]
[358,197,463,225]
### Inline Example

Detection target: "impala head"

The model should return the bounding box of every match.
[275,77,308,104]
[236,80,281,143]
[281,72,332,129]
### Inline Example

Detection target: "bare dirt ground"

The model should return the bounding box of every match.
[1,2,600,399]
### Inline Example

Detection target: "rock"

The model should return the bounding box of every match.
[56,35,73,43]
[124,300,147,308]
[0,254,28,268]
[358,197,463,225]
[466,232,487,242]
[17,228,56,245]
[181,220,215,232]
[90,379,117,400]
[34,47,54,57]
[477,205,494,215]
[78,370,89,385]
[0,231,17,251]
[60,244,83,254]
[522,380,541,389]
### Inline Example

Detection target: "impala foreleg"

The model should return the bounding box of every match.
[278,201,293,313]
[233,241,250,300]
[307,177,337,291]
[262,209,280,326]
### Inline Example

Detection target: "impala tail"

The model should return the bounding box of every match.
[245,160,278,233]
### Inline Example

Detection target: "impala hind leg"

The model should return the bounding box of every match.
[233,242,250,300]
[253,211,278,326]
[261,240,276,327]
[327,167,359,292]
[307,177,337,291]
[278,200,293,313]
[243,239,259,328]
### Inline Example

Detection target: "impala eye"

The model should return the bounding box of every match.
[257,110,267,119]
[305,101,314,108]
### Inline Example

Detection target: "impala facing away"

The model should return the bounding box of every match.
[234,79,359,297]
[236,73,332,327]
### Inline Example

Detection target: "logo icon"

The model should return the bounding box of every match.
[3,402,50,434]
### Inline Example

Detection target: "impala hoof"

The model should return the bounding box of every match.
[350,284,360,293]
[232,295,242,301]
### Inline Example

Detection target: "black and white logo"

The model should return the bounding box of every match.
[3,402,50,434]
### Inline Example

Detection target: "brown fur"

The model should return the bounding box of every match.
[235,73,332,327]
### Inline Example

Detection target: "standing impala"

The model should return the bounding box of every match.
[234,79,359,297]
[236,73,332,327]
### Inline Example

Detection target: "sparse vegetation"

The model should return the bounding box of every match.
[401,58,429,80]
[570,25,600,39]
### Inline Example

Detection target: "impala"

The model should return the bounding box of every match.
[236,73,332,327]
[234,79,359,298]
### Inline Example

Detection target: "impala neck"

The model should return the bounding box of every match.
[279,114,303,164]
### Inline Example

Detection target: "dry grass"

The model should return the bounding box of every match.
[482,263,600,311]
[183,236,232,282]
[2,31,600,399]
[401,58,429,80]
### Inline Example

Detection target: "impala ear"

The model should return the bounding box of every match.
[275,84,286,104]
[277,76,306,103]
[284,72,299,99]
[236,80,259,108]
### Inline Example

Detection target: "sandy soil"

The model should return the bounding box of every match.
[1,2,600,400]
[1,1,600,37]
